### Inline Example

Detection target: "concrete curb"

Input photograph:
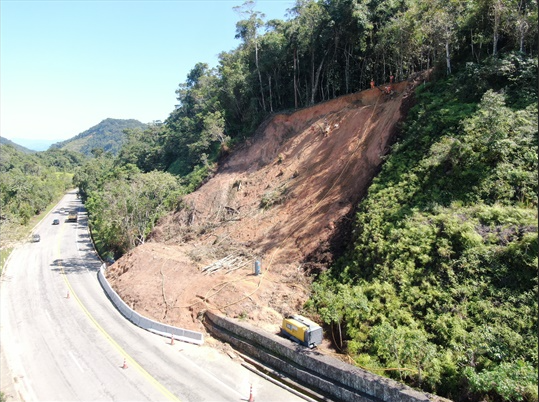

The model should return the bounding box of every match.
[77,194,205,346]
[97,265,204,345]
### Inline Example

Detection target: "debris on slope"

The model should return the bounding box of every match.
[106,78,421,335]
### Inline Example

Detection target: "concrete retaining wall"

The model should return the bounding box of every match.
[98,265,204,345]
[205,311,435,402]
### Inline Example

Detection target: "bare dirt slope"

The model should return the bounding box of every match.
[105,79,418,337]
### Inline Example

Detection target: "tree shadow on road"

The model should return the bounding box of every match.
[50,258,101,274]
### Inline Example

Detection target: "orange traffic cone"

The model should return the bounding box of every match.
[170,335,175,345]
[248,385,254,402]
[122,358,128,369]
[66,291,70,299]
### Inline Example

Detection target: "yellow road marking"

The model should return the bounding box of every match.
[57,220,180,401]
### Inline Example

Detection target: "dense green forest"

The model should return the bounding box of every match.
[99,0,538,181]
[308,63,537,400]
[0,145,86,225]
[73,157,184,260]
[6,0,537,400]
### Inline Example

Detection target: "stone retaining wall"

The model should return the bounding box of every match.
[205,311,437,402]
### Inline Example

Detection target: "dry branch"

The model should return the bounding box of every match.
[202,255,250,275]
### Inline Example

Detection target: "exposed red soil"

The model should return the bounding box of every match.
[106,79,420,338]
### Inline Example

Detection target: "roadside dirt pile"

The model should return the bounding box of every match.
[105,79,419,336]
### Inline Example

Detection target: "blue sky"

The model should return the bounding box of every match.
[1,0,294,142]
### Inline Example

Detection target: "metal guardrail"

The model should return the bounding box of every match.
[98,264,204,345]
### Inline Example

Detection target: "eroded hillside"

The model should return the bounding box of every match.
[105,78,421,335]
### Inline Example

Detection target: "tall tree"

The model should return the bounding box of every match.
[165,63,225,175]
[289,0,331,104]
[234,0,267,112]
[504,0,538,52]
[491,0,507,55]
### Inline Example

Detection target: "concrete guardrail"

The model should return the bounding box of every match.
[98,264,204,345]
[205,311,444,402]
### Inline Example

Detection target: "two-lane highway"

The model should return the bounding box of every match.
[1,191,305,401]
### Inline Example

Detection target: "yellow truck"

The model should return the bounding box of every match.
[280,315,323,348]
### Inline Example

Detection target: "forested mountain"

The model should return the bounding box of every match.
[0,137,34,154]
[62,0,539,400]
[50,118,148,156]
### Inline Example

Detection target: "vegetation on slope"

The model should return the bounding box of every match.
[0,144,86,226]
[53,2,538,400]
[50,118,148,156]
[73,158,185,260]
[307,54,538,401]
[0,137,34,154]
[109,0,537,183]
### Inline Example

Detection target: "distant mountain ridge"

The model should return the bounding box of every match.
[50,118,148,156]
[0,137,36,153]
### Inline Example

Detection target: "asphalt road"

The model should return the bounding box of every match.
[0,191,305,402]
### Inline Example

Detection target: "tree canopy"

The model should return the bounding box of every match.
[121,0,537,181]
[4,1,536,400]
[307,54,537,401]
[0,145,84,226]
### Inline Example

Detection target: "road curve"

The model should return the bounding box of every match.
[1,191,304,401]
